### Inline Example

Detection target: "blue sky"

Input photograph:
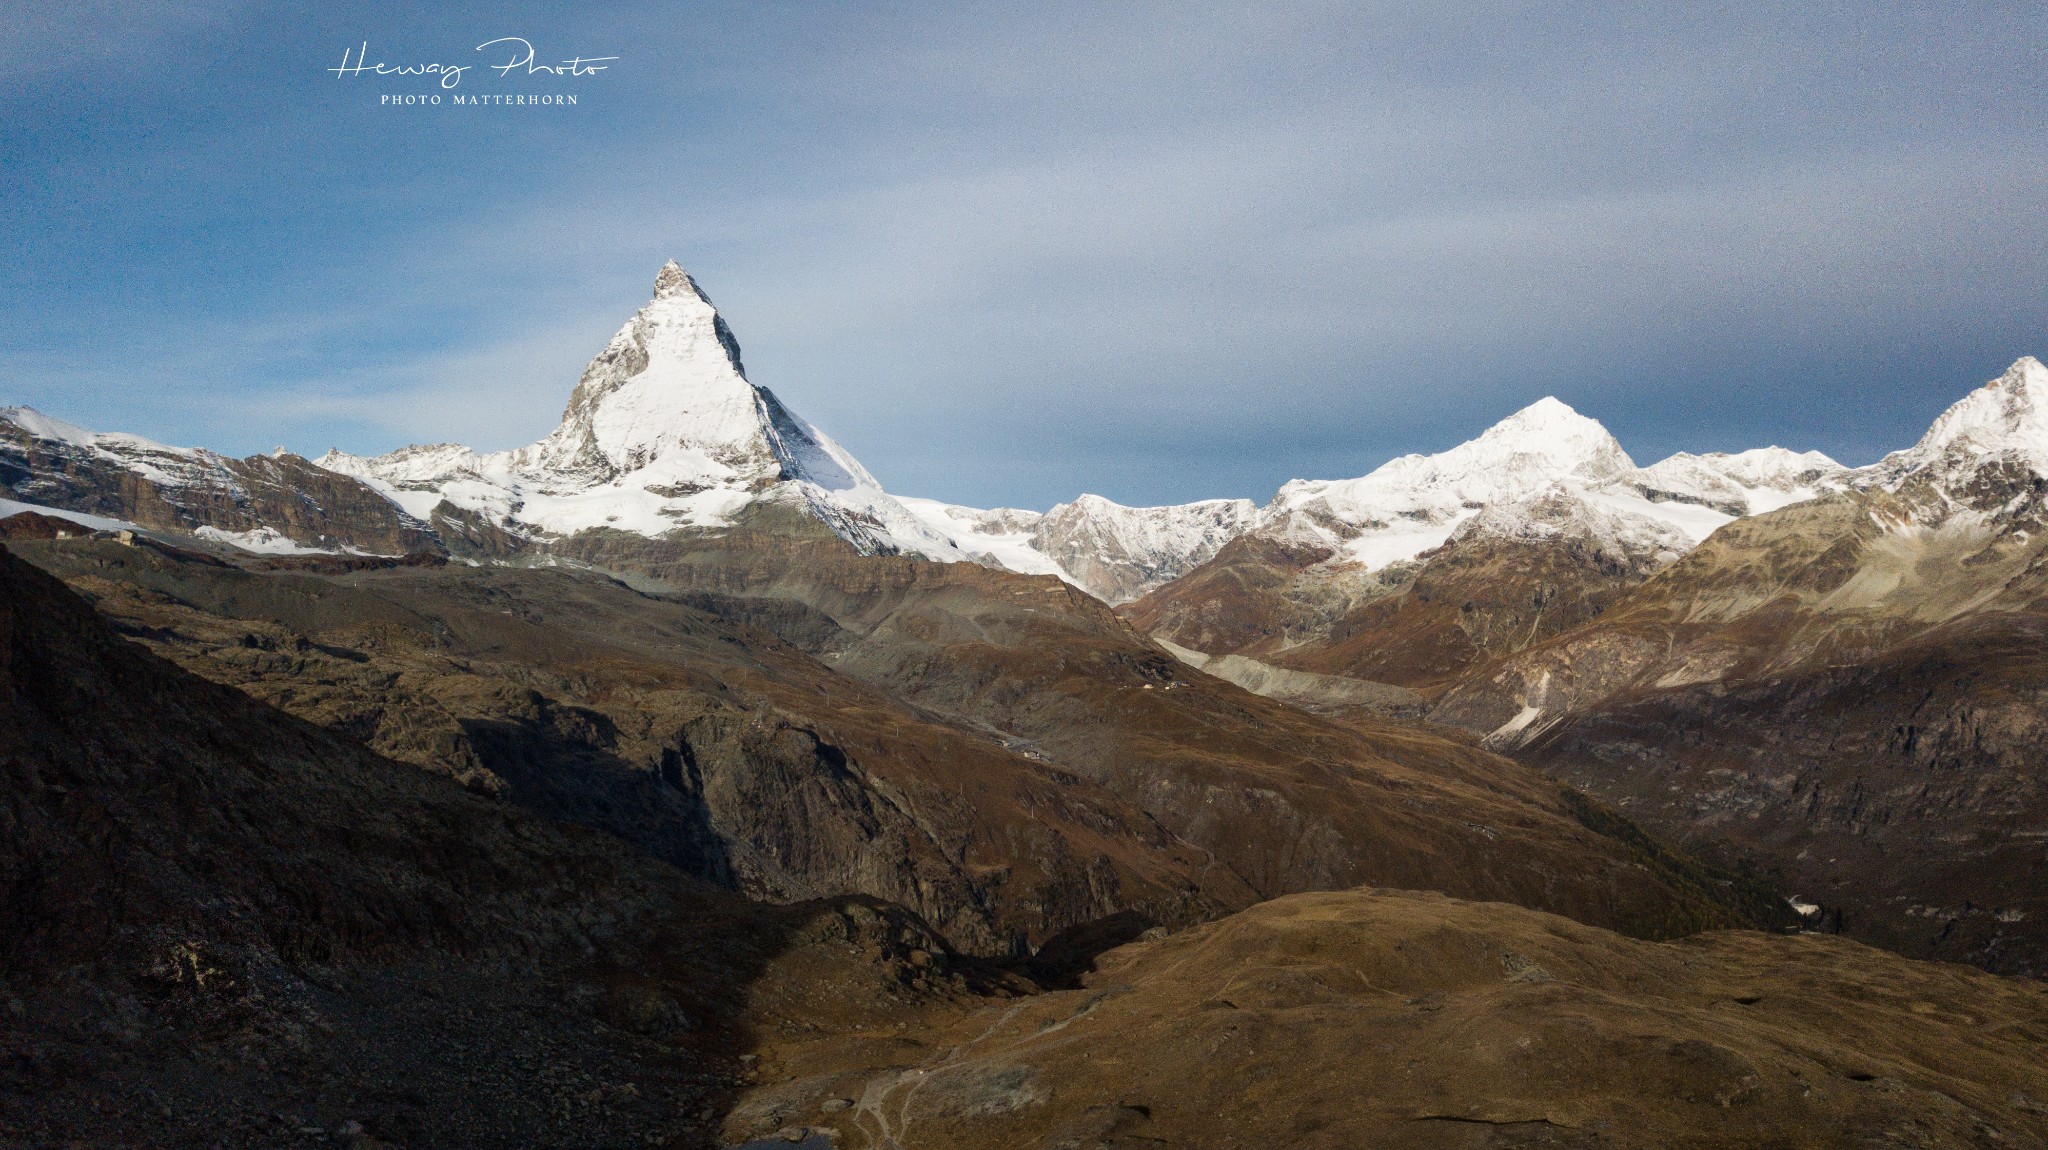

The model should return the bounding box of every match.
[2,2,2043,509]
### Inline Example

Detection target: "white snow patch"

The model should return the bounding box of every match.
[192,526,340,555]
[0,497,141,534]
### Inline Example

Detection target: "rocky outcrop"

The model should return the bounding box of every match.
[0,409,441,555]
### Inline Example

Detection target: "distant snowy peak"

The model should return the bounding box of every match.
[1245,397,1861,576]
[1257,397,1645,569]
[894,496,1064,579]
[1038,494,1257,560]
[1033,494,1257,604]
[317,261,958,559]
[1270,397,1633,528]
[517,260,784,486]
[898,492,1258,604]
[1870,357,2048,483]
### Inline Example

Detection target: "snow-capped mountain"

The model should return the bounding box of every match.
[901,493,1257,604]
[317,262,961,560]
[1864,357,2048,491]
[1032,494,1257,604]
[1624,448,1846,517]
[1249,395,1847,575]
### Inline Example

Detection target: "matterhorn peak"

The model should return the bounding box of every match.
[315,260,961,560]
[651,258,702,301]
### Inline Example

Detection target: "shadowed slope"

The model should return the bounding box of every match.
[16,537,1242,957]
[1434,485,2048,974]
[0,540,1021,1147]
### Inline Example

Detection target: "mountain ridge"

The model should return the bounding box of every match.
[0,261,1932,611]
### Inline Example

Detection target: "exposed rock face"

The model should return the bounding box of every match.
[18,536,1237,956]
[738,888,2048,1150]
[0,408,441,555]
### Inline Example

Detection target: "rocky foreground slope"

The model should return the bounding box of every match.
[4,538,2043,1150]
[0,539,995,1148]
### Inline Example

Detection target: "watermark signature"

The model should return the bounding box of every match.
[328,38,617,91]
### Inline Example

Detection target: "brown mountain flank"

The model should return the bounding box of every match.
[730,888,2048,1149]
[1433,484,2048,974]
[14,536,1240,957]
[546,511,1790,941]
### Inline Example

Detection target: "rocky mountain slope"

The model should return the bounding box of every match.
[18,518,1786,948]
[539,510,1794,941]
[7,532,2042,1148]
[0,538,1001,1148]
[1430,358,2048,974]
[17,534,1241,958]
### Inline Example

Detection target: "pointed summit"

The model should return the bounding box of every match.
[651,258,698,301]
[1864,357,2048,488]
[526,260,762,483]
[1909,357,2048,460]
[317,262,960,558]
[1466,397,1634,482]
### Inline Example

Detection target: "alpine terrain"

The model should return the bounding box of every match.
[0,262,2042,1147]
